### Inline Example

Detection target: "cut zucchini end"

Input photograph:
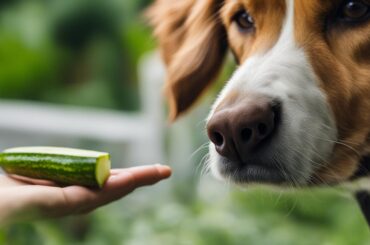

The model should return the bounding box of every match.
[96,154,111,188]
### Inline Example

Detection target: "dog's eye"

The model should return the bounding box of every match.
[233,10,254,32]
[340,0,369,21]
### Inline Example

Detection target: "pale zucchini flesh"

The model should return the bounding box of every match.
[0,147,111,188]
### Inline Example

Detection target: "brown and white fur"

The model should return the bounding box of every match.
[147,0,370,187]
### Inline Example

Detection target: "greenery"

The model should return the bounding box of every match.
[1,184,369,245]
[0,0,155,111]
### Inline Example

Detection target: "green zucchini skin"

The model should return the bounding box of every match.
[0,149,110,188]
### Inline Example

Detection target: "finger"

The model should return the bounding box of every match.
[8,175,57,186]
[109,165,162,175]
[62,165,172,214]
[109,164,172,184]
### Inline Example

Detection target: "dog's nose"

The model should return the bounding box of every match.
[207,98,280,162]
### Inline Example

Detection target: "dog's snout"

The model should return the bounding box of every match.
[207,98,280,162]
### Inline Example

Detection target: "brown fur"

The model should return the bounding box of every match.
[295,0,370,183]
[147,0,228,121]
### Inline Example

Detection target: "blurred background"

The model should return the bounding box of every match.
[0,0,369,244]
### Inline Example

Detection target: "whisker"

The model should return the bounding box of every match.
[298,128,361,158]
[283,195,298,219]
[200,154,211,177]
[189,142,209,161]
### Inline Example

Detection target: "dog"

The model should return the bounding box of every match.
[147,0,370,187]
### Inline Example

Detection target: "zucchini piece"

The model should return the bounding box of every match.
[0,146,111,188]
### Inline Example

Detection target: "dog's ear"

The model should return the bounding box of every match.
[147,0,228,121]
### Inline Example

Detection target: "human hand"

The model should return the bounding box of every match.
[0,164,171,225]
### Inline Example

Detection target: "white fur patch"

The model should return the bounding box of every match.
[207,0,337,185]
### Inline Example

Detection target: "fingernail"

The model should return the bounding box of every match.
[155,164,172,178]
